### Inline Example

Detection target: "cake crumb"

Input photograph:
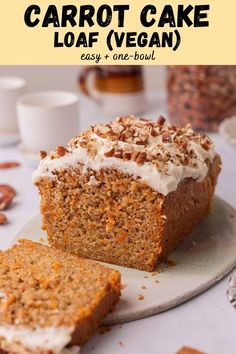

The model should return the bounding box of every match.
[144,275,149,279]
[151,272,157,276]
[99,326,111,335]
[155,280,159,284]
[166,258,177,267]
[141,285,146,290]
[138,294,144,301]
[119,341,124,347]
[157,267,163,274]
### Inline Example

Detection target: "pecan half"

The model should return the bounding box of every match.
[104,148,115,157]
[56,146,68,157]
[0,162,20,169]
[162,132,172,143]
[123,152,132,160]
[0,213,7,225]
[0,185,16,211]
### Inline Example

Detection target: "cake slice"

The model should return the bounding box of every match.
[33,116,221,272]
[0,240,121,354]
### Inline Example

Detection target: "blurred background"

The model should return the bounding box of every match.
[0,65,236,165]
[0,66,166,93]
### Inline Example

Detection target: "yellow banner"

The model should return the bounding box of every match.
[0,0,235,64]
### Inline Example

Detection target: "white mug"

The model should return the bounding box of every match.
[0,76,26,133]
[79,66,147,116]
[17,91,79,153]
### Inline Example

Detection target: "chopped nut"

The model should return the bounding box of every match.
[104,148,115,157]
[157,115,166,125]
[201,141,210,151]
[118,133,126,142]
[114,151,123,159]
[56,146,68,157]
[136,152,147,165]
[151,128,158,137]
[123,151,132,160]
[79,139,87,148]
[162,132,172,143]
[39,151,47,160]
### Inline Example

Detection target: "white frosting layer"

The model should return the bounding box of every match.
[32,119,216,196]
[0,325,78,354]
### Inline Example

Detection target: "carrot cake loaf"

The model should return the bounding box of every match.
[33,116,221,272]
[0,240,121,353]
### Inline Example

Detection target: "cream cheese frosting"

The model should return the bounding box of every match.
[0,325,79,353]
[32,116,216,196]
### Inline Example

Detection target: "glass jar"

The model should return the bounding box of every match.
[167,65,236,131]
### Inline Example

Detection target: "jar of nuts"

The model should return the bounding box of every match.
[167,65,236,131]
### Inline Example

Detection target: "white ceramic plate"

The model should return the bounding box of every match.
[14,196,236,325]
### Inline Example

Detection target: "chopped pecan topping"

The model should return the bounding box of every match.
[162,132,172,143]
[201,141,210,151]
[39,151,47,160]
[79,139,87,148]
[114,151,123,159]
[59,115,214,175]
[136,152,147,165]
[131,151,139,161]
[104,148,115,157]
[118,133,126,142]
[151,128,158,137]
[123,152,132,160]
[157,115,166,125]
[0,162,20,169]
[56,146,68,157]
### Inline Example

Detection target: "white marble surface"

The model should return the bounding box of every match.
[0,105,236,354]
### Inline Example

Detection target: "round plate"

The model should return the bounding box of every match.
[14,196,236,324]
